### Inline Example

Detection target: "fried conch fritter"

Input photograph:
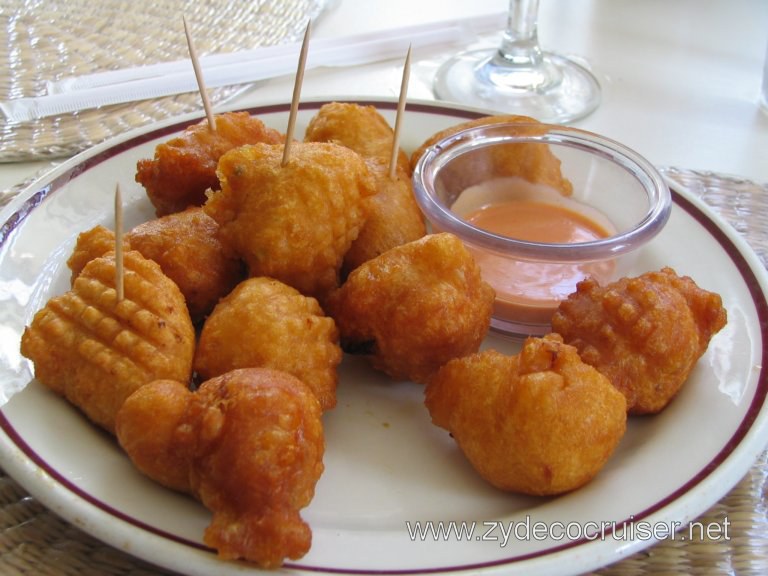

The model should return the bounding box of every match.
[326,233,495,384]
[126,207,243,323]
[21,251,195,433]
[136,111,284,216]
[304,102,426,275]
[194,277,341,410]
[204,141,376,301]
[409,114,573,197]
[339,156,426,275]
[66,209,243,323]
[115,368,324,568]
[551,267,727,415]
[305,102,411,173]
[425,334,627,496]
[66,225,127,283]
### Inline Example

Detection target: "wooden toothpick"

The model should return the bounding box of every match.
[183,15,216,132]
[114,183,125,302]
[282,20,311,166]
[389,44,411,180]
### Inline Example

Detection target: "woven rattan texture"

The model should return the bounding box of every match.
[0,167,766,574]
[0,0,327,162]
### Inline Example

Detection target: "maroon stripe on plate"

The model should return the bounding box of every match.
[1,102,766,575]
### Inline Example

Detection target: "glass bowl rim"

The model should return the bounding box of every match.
[411,122,672,263]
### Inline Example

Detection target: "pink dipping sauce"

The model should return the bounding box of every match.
[464,199,616,324]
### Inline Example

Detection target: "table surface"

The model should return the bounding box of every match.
[2,0,767,189]
[1,1,768,575]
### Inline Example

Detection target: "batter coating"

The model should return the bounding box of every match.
[21,250,195,433]
[551,267,727,414]
[67,209,244,323]
[115,368,324,567]
[326,233,494,383]
[126,207,244,323]
[425,334,627,495]
[194,277,341,410]
[304,102,410,174]
[305,102,425,275]
[136,111,284,216]
[66,225,126,283]
[204,141,376,301]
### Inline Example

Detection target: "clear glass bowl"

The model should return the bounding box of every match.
[412,121,671,337]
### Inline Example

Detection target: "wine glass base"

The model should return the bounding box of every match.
[434,48,601,124]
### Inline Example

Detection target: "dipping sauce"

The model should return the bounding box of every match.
[452,178,617,325]
[466,200,610,244]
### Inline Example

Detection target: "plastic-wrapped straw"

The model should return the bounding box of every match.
[0,12,504,123]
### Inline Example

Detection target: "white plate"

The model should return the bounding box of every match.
[1,98,767,576]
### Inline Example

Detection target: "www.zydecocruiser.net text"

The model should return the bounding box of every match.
[405,516,731,548]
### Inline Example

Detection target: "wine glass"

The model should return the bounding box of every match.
[433,0,601,124]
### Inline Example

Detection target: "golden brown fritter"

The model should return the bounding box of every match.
[20,250,195,433]
[305,103,426,275]
[325,233,495,383]
[136,111,284,216]
[115,368,325,568]
[66,225,128,283]
[304,102,411,175]
[126,207,244,323]
[204,141,376,301]
[191,369,324,566]
[114,379,193,492]
[338,155,425,276]
[551,267,728,414]
[425,334,627,495]
[193,277,342,410]
[66,210,243,324]
[410,114,573,197]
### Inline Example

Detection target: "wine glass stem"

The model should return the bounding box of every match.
[432,0,600,122]
[498,0,543,68]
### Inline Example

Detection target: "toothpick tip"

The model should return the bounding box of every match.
[183,15,216,133]
[389,45,411,180]
[282,17,312,166]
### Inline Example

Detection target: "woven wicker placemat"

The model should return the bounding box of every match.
[0,167,766,574]
[0,0,329,162]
